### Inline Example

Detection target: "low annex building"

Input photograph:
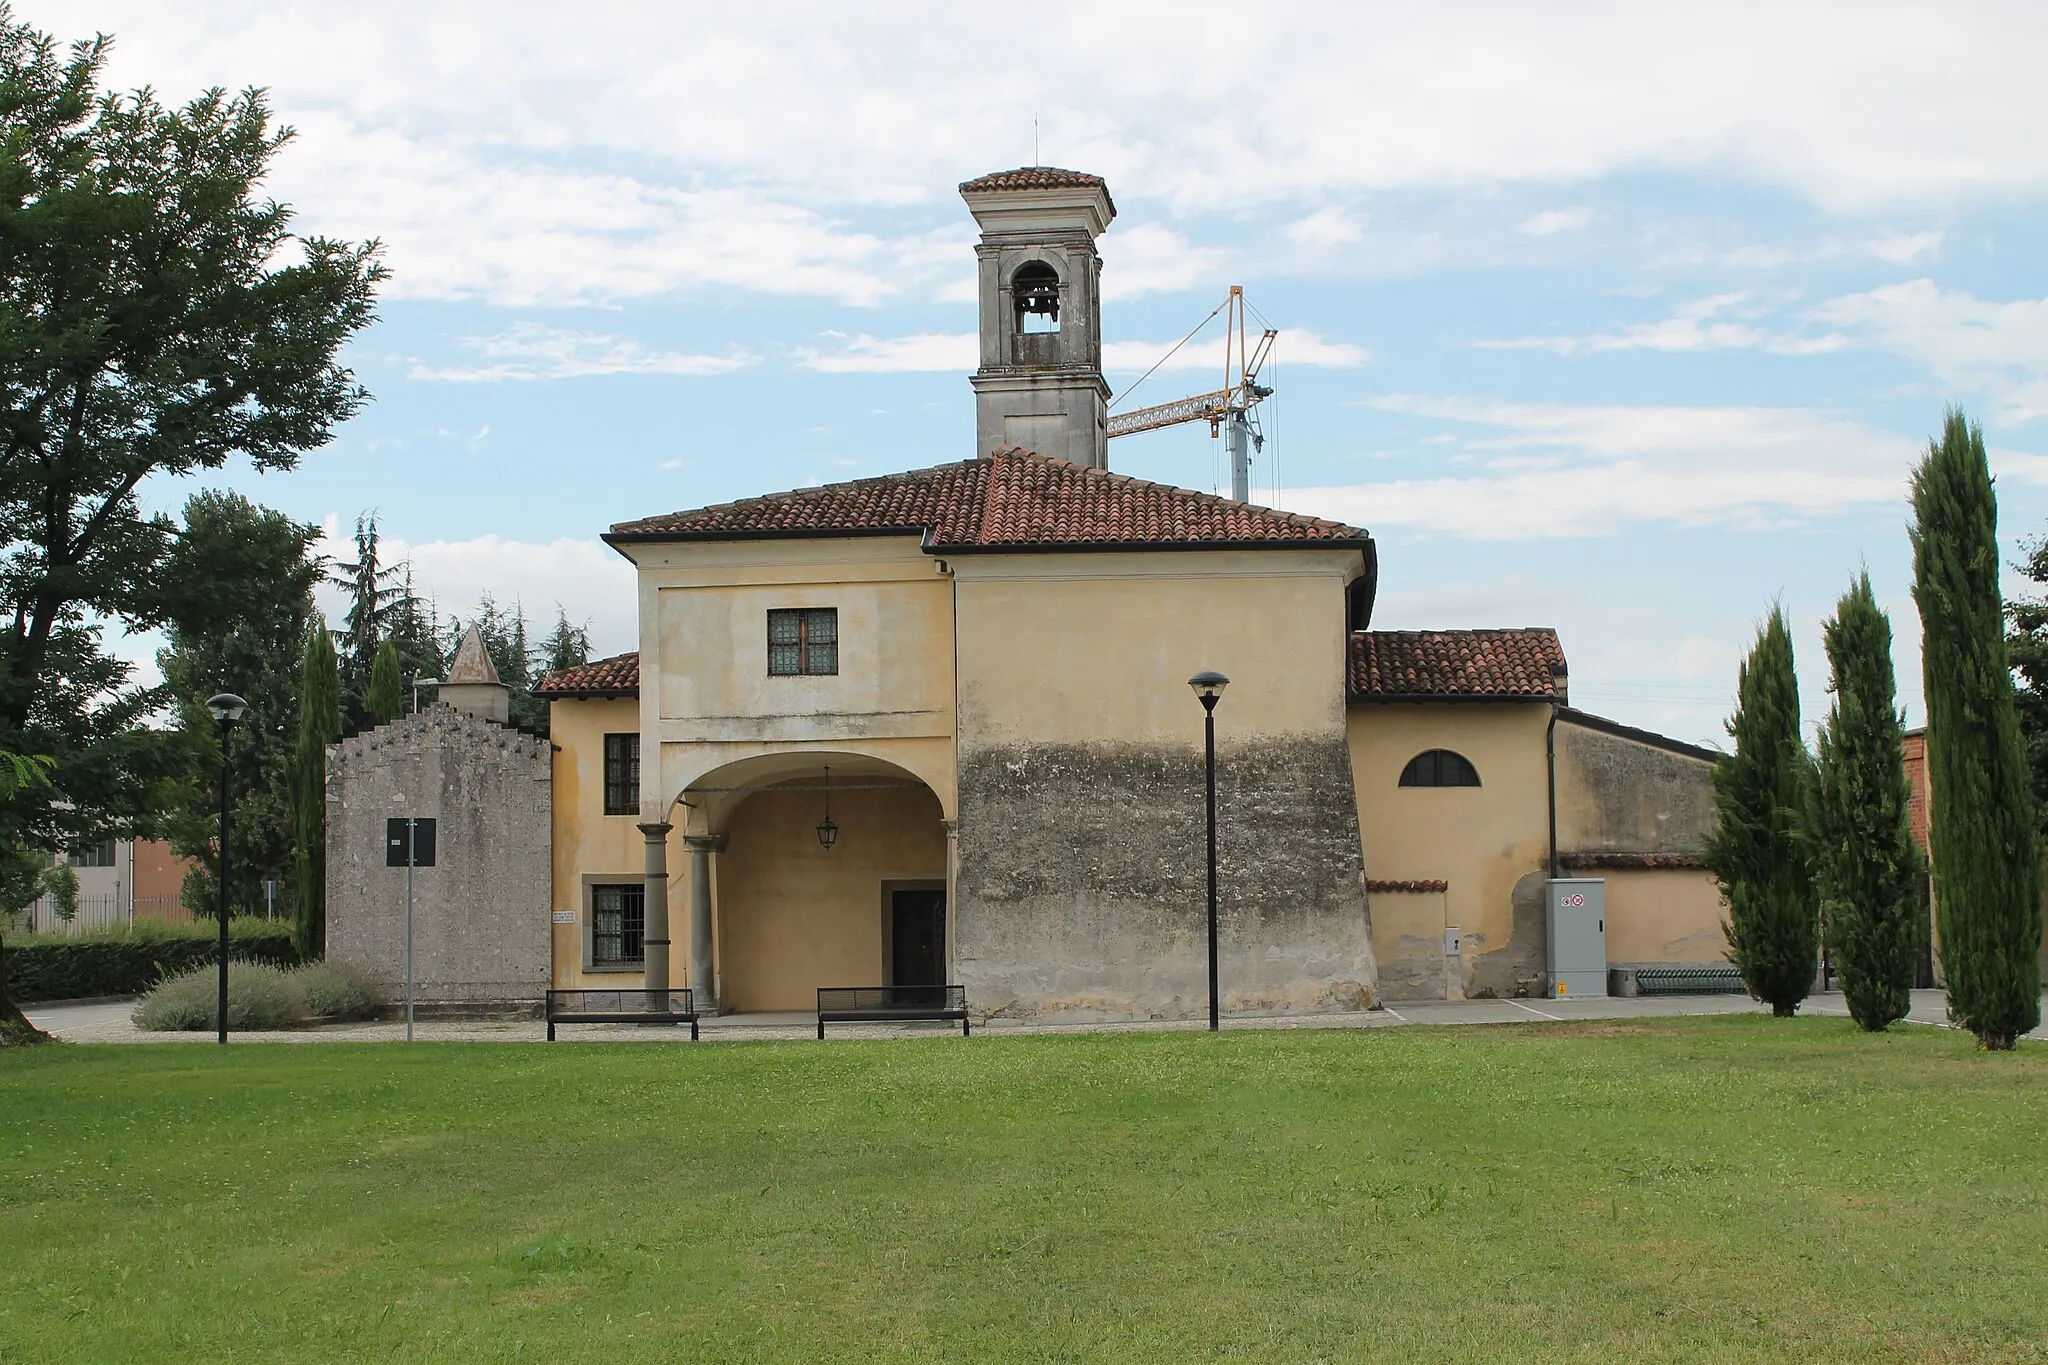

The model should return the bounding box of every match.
[528,163,1727,1021]
[326,627,552,1010]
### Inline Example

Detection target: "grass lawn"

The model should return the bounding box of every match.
[3,1018,2046,1363]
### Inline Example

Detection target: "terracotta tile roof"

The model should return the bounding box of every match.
[960,166,1110,195]
[534,651,640,699]
[1350,628,1565,700]
[608,449,1368,551]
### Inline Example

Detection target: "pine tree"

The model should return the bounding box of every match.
[1703,605,1819,1016]
[1811,573,1924,1031]
[292,619,343,962]
[334,513,403,721]
[1912,408,2043,1050]
[539,609,593,680]
[366,639,405,724]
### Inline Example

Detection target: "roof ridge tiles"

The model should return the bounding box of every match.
[607,448,1368,549]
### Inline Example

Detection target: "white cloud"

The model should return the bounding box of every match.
[1098,224,1230,301]
[1104,330,1368,373]
[63,2,2048,306]
[798,332,976,374]
[1284,207,1366,247]
[1283,396,1918,539]
[314,520,638,657]
[1480,293,1847,356]
[794,327,1366,376]
[1812,279,2048,422]
[1519,207,1596,236]
[409,323,757,382]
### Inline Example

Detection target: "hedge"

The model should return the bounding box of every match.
[5,920,299,1003]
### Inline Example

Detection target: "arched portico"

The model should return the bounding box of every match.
[676,751,952,1014]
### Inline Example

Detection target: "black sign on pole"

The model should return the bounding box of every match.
[385,817,438,868]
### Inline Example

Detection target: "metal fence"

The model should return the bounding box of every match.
[13,892,199,937]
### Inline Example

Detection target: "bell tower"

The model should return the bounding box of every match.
[960,167,1116,469]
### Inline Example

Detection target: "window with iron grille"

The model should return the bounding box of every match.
[591,883,645,967]
[602,733,639,816]
[767,608,838,676]
[69,840,116,868]
[1398,749,1482,788]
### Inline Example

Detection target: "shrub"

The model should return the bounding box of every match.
[6,918,298,1003]
[132,961,308,1031]
[293,961,382,1020]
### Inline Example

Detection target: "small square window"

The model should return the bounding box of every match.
[591,883,645,967]
[602,733,639,816]
[767,608,838,676]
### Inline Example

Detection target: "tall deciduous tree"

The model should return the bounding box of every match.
[0,10,382,1033]
[155,492,323,918]
[292,618,341,962]
[366,639,404,724]
[1912,409,2043,1050]
[1811,572,1923,1031]
[1703,605,1819,1016]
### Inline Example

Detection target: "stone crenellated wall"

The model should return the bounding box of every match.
[325,706,551,1010]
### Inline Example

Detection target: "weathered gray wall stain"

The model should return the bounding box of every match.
[955,735,1375,1020]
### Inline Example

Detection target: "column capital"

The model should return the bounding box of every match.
[682,834,728,853]
[939,819,958,839]
[636,821,674,839]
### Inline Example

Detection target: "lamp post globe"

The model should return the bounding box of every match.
[206,693,247,1045]
[1187,671,1229,1031]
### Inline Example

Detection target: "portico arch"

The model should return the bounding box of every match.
[678,751,951,1013]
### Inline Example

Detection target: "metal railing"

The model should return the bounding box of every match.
[13,893,201,937]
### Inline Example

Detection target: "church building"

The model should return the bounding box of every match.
[534,166,1727,1021]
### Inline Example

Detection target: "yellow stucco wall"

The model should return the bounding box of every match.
[547,696,649,988]
[951,550,1357,743]
[947,549,1377,1019]
[1602,868,1729,963]
[1348,703,1552,999]
[620,535,958,819]
[715,782,948,1011]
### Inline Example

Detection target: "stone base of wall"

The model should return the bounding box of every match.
[954,735,1375,1021]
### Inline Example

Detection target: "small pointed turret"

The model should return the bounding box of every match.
[438,624,510,723]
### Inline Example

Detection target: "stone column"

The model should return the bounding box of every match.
[637,822,673,996]
[684,834,726,1012]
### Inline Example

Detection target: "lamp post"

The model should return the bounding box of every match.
[410,674,441,714]
[1188,670,1229,1031]
[205,693,248,1045]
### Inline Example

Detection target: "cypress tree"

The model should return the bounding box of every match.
[1911,408,2043,1050]
[1703,605,1819,1015]
[366,639,405,725]
[292,619,343,962]
[1811,572,1924,1030]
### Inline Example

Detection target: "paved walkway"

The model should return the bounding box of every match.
[25,988,2045,1045]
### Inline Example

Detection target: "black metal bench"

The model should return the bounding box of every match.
[816,985,969,1038]
[546,988,698,1041]
[1634,965,1745,995]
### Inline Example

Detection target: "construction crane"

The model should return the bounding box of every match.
[1106,286,1277,502]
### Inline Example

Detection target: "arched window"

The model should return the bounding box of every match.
[1400,749,1480,788]
[1012,260,1061,333]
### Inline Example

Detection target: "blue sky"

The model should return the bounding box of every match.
[46,0,2048,745]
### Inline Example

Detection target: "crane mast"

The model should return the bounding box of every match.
[1106,286,1277,501]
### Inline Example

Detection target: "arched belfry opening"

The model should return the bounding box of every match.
[960,166,1115,469]
[1012,260,1061,333]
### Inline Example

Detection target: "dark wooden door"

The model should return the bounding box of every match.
[890,889,947,988]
